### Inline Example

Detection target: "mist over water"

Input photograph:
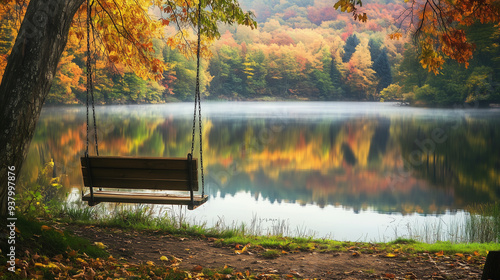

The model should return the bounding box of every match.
[27,102,500,241]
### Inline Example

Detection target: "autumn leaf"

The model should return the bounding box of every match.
[385,253,397,258]
[94,242,107,249]
[41,225,52,231]
[435,251,444,257]
[192,265,203,272]
[235,244,249,254]
[67,250,78,257]
[46,262,60,270]
[160,256,168,261]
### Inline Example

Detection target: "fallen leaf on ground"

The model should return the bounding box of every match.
[235,244,248,254]
[94,242,107,249]
[41,225,51,231]
[192,265,203,272]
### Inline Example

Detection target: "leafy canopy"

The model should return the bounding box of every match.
[0,0,257,81]
[334,0,500,74]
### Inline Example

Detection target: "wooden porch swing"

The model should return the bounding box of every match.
[81,0,207,210]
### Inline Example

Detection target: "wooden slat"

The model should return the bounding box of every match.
[81,155,199,191]
[82,178,198,191]
[82,191,208,209]
[81,156,197,170]
[82,167,197,181]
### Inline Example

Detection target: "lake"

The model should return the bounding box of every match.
[23,101,500,242]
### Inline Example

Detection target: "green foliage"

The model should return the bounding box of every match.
[208,45,245,99]
[368,38,382,63]
[396,23,500,107]
[464,66,497,104]
[1,216,108,259]
[373,49,392,93]
[379,84,402,101]
[342,34,360,63]
[16,161,65,217]
[413,85,441,105]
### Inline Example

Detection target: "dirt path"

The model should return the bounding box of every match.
[69,225,484,279]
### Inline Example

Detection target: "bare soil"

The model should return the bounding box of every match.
[69,225,485,279]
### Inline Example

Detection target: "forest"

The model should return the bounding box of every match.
[1,0,499,106]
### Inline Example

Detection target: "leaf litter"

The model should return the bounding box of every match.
[1,224,488,279]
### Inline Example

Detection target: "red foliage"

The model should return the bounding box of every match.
[270,32,295,46]
[341,31,352,41]
[307,6,338,25]
[283,9,297,20]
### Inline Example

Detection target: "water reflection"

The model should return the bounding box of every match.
[22,102,500,239]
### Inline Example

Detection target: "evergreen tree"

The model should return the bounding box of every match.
[330,56,342,86]
[373,49,392,92]
[368,38,382,63]
[342,34,360,63]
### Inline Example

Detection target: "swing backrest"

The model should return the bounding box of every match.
[81,156,198,191]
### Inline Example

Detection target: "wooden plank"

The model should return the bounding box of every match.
[82,191,208,209]
[82,167,197,181]
[82,177,198,191]
[81,156,197,170]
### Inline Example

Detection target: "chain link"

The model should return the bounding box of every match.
[191,0,205,196]
[85,0,99,156]
[85,0,91,156]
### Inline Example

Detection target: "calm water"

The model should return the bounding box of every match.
[24,102,500,241]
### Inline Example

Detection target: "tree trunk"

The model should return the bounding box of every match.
[482,251,500,280]
[0,0,84,216]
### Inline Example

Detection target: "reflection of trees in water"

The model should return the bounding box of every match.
[25,107,500,215]
[395,116,500,207]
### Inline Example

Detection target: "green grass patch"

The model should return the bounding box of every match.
[261,249,282,259]
[53,202,500,259]
[1,216,108,261]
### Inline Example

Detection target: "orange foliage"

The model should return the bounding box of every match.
[336,0,500,72]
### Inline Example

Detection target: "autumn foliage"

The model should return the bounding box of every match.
[335,0,500,74]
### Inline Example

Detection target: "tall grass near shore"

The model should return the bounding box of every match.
[465,203,500,243]
[59,201,500,244]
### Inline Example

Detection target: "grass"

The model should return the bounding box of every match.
[261,249,282,259]
[54,203,500,255]
[465,203,500,243]
[44,201,500,265]
[0,216,108,263]
[4,202,499,279]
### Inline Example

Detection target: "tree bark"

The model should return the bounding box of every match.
[0,0,84,216]
[482,251,500,280]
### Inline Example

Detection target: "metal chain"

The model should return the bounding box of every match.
[85,0,91,156]
[85,0,99,156]
[190,0,205,196]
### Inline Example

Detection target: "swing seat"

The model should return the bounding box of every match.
[81,155,208,210]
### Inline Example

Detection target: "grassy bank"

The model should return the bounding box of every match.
[56,202,500,255]
[2,205,499,279]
